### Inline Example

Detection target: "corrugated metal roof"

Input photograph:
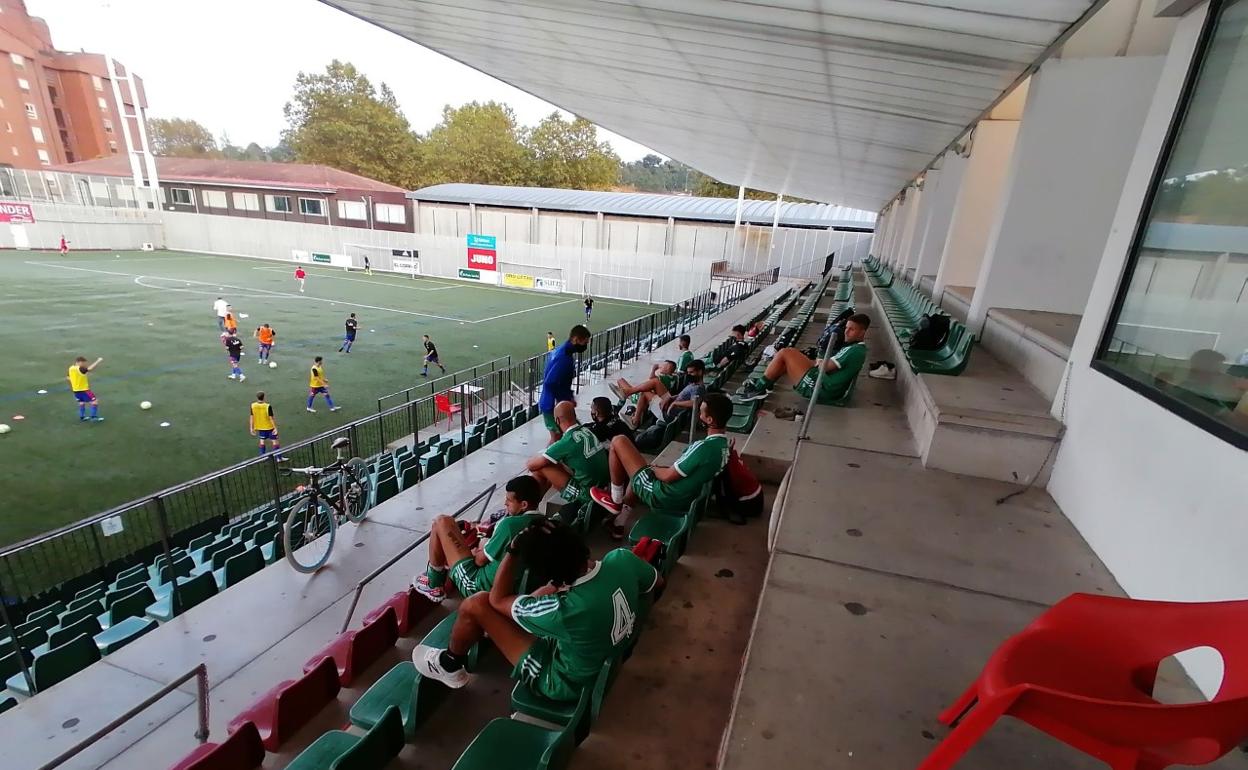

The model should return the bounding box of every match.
[409,183,875,229]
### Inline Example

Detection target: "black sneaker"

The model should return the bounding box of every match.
[737,381,772,402]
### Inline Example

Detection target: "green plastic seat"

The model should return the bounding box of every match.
[98,585,155,629]
[482,425,498,444]
[0,696,15,715]
[446,442,464,465]
[398,463,421,491]
[454,672,594,770]
[16,611,58,636]
[627,512,690,562]
[215,546,265,590]
[55,602,103,630]
[372,473,400,507]
[0,648,32,685]
[35,615,102,657]
[146,571,218,622]
[349,661,451,740]
[510,658,614,745]
[6,633,100,696]
[94,616,158,654]
[421,451,445,477]
[286,705,403,770]
[193,540,246,577]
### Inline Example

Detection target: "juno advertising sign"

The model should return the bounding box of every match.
[466,233,498,271]
[0,202,36,224]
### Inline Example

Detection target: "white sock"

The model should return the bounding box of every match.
[610,484,625,504]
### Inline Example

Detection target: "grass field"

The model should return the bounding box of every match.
[0,250,651,547]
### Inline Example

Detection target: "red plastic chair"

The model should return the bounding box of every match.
[363,586,437,636]
[302,606,399,686]
[435,393,463,429]
[226,656,340,752]
[168,720,263,770]
[919,593,1248,770]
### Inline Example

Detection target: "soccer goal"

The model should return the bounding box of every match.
[344,243,421,277]
[583,272,654,304]
[498,261,565,294]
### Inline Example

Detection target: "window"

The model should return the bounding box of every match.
[16,77,29,91]
[103,118,113,133]
[170,187,193,205]
[108,140,118,153]
[47,85,57,102]
[375,202,406,224]
[36,148,49,165]
[337,199,366,220]
[4,122,10,133]
[299,197,325,216]
[232,191,259,211]
[97,96,107,109]
[1095,0,1248,449]
[30,126,43,143]
[92,75,104,91]
[53,107,65,127]
[24,103,35,119]
[202,190,227,208]
[9,53,23,67]
[266,194,292,213]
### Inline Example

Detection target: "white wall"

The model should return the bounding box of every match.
[1050,2,1248,698]
[913,153,967,280]
[894,188,923,272]
[967,55,1166,329]
[933,120,1019,295]
[0,202,162,251]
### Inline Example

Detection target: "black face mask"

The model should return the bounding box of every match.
[571,343,588,352]
[686,373,701,382]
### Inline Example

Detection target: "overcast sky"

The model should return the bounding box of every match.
[27,0,660,161]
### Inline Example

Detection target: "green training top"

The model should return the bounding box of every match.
[798,341,866,404]
[542,423,610,490]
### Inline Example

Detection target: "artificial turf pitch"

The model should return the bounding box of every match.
[0,249,650,547]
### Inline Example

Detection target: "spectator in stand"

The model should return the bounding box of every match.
[587,397,634,443]
[738,313,871,404]
[714,325,751,370]
[539,325,591,444]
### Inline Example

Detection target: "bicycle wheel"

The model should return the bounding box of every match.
[341,457,372,523]
[284,495,336,573]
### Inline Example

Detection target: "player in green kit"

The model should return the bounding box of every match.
[412,519,661,701]
[413,475,544,602]
[590,392,734,536]
[526,401,609,504]
[675,334,694,373]
[607,360,677,428]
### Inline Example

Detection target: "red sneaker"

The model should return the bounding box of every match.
[589,486,623,516]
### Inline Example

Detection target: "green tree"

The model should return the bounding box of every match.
[146,117,218,157]
[420,101,531,186]
[282,60,421,188]
[523,113,619,190]
[620,155,696,193]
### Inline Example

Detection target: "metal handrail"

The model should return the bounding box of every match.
[375,355,512,411]
[38,664,209,770]
[339,484,497,633]
[798,271,842,441]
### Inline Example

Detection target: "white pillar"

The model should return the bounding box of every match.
[913,153,967,287]
[769,193,782,263]
[933,120,1020,298]
[885,195,907,265]
[895,186,923,277]
[967,55,1166,330]
[733,184,746,230]
[904,170,939,276]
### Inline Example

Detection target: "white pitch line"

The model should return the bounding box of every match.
[27,261,474,323]
[474,298,578,323]
[249,266,457,291]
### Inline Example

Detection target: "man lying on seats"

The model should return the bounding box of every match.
[714,325,752,370]
[413,519,661,701]
[738,313,871,404]
[526,401,610,506]
[413,475,544,603]
[589,392,733,537]
[608,360,677,429]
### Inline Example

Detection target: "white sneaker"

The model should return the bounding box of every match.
[306,407,317,413]
[227,374,237,380]
[329,406,342,412]
[868,364,896,380]
[412,644,470,688]
[413,574,446,604]
[238,374,246,382]
[607,382,625,402]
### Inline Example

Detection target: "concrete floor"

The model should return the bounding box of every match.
[991,308,1082,353]
[720,277,1237,770]
[0,283,791,769]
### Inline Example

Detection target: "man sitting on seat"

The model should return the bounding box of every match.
[714,325,752,370]
[586,396,634,443]
[608,360,677,429]
[413,475,544,603]
[413,519,660,701]
[526,401,609,505]
[738,313,870,404]
[661,359,707,425]
[589,392,733,536]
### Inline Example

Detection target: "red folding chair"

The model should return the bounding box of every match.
[435,393,462,430]
[920,593,1248,770]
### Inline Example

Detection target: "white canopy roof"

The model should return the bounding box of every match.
[324,0,1099,211]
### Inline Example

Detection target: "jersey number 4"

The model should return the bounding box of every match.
[610,588,636,646]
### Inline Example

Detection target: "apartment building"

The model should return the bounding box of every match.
[0,0,145,169]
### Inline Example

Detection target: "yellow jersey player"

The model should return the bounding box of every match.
[306,356,341,413]
[249,391,285,458]
[67,356,104,422]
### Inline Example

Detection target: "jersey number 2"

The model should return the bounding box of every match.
[610,588,635,646]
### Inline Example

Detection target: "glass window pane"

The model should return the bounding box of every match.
[1099,0,1248,443]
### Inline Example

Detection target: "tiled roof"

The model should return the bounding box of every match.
[53,156,407,193]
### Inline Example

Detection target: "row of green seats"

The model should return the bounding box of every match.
[873,271,976,376]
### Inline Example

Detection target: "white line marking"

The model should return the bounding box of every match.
[248,266,456,291]
[474,298,578,323]
[27,261,474,323]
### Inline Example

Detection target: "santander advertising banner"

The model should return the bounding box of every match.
[0,202,35,224]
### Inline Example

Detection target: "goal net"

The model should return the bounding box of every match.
[583,272,653,304]
[498,261,565,294]
[344,244,421,277]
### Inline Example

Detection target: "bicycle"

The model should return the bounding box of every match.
[280,437,372,573]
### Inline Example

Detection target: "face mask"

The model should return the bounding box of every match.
[571,343,588,352]
[686,373,701,382]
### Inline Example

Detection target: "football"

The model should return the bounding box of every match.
[0,424,10,434]
[140,401,153,410]
[269,361,278,369]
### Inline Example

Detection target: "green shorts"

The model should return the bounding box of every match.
[449,556,490,595]
[630,466,663,509]
[794,366,818,398]
[542,410,559,433]
[512,637,580,702]
[560,478,588,504]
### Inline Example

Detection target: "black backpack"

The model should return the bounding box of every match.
[909,314,951,351]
